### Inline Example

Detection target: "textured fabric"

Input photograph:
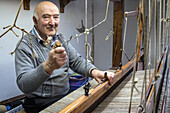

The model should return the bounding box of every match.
[15,28,95,98]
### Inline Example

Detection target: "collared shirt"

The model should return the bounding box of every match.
[31,26,58,46]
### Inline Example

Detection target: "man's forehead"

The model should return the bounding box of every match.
[37,3,59,15]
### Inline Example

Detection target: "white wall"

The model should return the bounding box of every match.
[93,0,113,70]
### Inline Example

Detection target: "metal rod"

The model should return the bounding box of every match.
[124,10,138,17]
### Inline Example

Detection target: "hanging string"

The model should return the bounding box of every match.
[121,14,128,63]
[167,0,170,70]
[128,1,142,113]
[147,0,154,80]
[85,0,88,69]
[139,0,154,111]
[162,0,166,51]
[87,43,93,61]
[153,0,158,112]
[141,0,148,112]
[84,0,89,96]
[159,0,162,59]
[164,1,170,48]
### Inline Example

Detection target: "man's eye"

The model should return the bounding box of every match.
[54,16,59,19]
[43,15,50,18]
[54,14,59,18]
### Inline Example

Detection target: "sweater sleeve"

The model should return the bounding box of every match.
[67,42,96,76]
[15,41,50,94]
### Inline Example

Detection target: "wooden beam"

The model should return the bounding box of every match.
[23,0,30,10]
[59,0,72,13]
[112,0,124,68]
[0,94,25,105]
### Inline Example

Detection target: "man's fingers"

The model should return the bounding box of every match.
[96,78,102,83]
[103,72,115,85]
[57,55,67,61]
[54,47,65,54]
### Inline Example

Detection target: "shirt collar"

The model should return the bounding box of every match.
[31,26,58,46]
[31,26,42,43]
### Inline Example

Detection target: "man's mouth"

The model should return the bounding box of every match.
[47,27,54,31]
[46,25,56,31]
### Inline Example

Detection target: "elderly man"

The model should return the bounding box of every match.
[15,1,115,113]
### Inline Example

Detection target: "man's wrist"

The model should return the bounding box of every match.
[43,61,54,75]
[89,68,97,77]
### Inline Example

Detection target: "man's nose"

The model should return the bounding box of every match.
[49,17,55,25]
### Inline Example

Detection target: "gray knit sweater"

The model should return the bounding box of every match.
[15,30,95,98]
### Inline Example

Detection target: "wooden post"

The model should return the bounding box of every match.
[23,0,30,10]
[112,0,124,68]
[59,0,71,13]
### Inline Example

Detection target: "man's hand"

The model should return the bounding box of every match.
[90,69,115,85]
[43,40,67,74]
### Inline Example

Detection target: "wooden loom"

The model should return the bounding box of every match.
[39,46,168,113]
[40,52,144,113]
[0,0,168,112]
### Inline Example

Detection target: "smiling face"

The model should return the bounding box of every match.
[33,1,60,40]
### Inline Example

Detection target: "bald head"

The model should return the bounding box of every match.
[33,1,59,20]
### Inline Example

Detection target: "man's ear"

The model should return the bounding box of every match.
[33,17,37,25]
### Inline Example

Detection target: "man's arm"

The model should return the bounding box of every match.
[15,42,50,94]
[66,41,115,84]
[15,40,67,94]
